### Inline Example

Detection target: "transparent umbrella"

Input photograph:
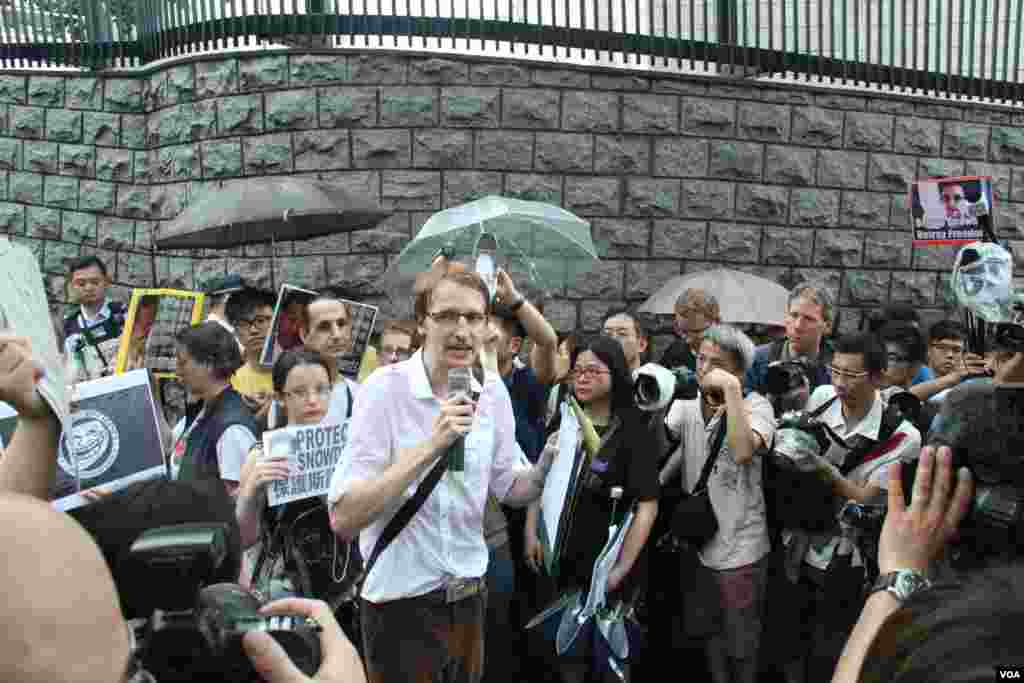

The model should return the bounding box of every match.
[385,196,599,297]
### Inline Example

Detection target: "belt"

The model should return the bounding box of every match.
[441,576,485,604]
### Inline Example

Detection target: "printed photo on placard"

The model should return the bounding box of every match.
[264,420,349,507]
[0,401,16,452]
[260,285,319,368]
[115,289,206,379]
[260,285,378,379]
[910,175,995,245]
[53,369,168,512]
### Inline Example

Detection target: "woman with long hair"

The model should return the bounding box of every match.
[236,350,354,602]
[525,333,660,683]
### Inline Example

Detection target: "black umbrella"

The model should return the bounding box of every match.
[155,177,391,250]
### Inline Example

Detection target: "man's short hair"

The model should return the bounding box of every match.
[300,295,352,333]
[601,308,648,339]
[175,321,243,380]
[787,285,834,326]
[67,255,108,278]
[675,288,720,321]
[413,262,491,322]
[224,287,277,327]
[703,324,755,372]
[878,322,927,365]
[832,331,888,374]
[868,304,921,334]
[929,319,966,345]
[381,319,419,347]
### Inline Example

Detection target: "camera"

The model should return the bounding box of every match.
[126,523,321,682]
[634,363,700,412]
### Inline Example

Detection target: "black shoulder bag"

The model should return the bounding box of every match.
[670,418,728,549]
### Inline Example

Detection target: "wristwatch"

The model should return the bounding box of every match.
[869,569,931,602]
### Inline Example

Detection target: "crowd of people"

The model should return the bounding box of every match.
[0,249,1021,683]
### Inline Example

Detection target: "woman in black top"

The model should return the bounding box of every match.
[526,334,660,683]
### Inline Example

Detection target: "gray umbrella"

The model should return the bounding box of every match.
[155,177,391,250]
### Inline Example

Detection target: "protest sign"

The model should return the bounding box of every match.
[0,237,68,426]
[114,289,205,379]
[265,420,349,507]
[911,175,995,245]
[53,369,167,511]
[260,285,378,379]
[538,402,589,577]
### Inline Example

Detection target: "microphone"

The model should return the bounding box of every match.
[447,367,474,472]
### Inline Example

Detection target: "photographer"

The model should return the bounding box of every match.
[779,332,921,683]
[746,286,834,395]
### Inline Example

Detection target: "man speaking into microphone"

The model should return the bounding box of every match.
[327,262,554,683]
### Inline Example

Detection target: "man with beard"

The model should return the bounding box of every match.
[746,285,834,398]
[227,288,278,421]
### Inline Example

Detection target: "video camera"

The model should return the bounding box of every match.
[125,523,321,682]
[634,363,700,412]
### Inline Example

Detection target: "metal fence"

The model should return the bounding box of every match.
[2,0,1024,103]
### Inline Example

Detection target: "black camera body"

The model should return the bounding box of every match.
[126,523,321,682]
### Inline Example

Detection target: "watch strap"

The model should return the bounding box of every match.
[509,297,526,312]
[870,570,930,601]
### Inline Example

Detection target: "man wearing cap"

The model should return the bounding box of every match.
[205,274,245,339]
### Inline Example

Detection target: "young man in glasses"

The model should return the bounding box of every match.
[780,332,921,683]
[329,267,552,683]
[660,288,720,372]
[377,320,419,368]
[226,288,278,420]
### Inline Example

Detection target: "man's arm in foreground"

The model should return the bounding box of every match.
[831,447,973,683]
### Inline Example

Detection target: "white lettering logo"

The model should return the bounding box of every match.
[59,410,121,480]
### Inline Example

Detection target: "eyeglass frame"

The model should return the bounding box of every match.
[571,366,611,381]
[281,385,334,402]
[425,309,487,328]
[235,314,273,332]
[381,347,413,360]
[827,365,870,381]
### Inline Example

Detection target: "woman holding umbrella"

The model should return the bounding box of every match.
[525,334,660,683]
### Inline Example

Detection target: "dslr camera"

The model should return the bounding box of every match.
[125,523,321,682]
[634,363,700,411]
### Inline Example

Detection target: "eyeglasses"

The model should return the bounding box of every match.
[603,327,636,340]
[427,310,487,328]
[381,347,412,361]
[572,366,610,381]
[282,385,333,402]
[827,366,869,380]
[236,315,272,331]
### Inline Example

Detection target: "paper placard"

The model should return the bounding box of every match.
[910,175,995,245]
[539,402,583,575]
[265,420,349,507]
[0,237,68,426]
[114,289,205,379]
[53,369,167,511]
[260,285,378,379]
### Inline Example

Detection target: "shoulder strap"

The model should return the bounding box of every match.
[839,402,904,476]
[692,417,728,494]
[344,382,353,419]
[356,456,447,593]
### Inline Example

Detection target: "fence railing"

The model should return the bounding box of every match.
[3,0,1024,103]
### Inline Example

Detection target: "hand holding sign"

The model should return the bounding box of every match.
[240,446,293,503]
[0,334,49,420]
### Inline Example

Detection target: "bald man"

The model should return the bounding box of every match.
[0,494,132,683]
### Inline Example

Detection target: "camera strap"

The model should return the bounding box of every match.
[692,416,728,495]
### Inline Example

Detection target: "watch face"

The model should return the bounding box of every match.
[894,571,930,599]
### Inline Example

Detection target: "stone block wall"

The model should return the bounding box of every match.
[2,51,1023,347]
